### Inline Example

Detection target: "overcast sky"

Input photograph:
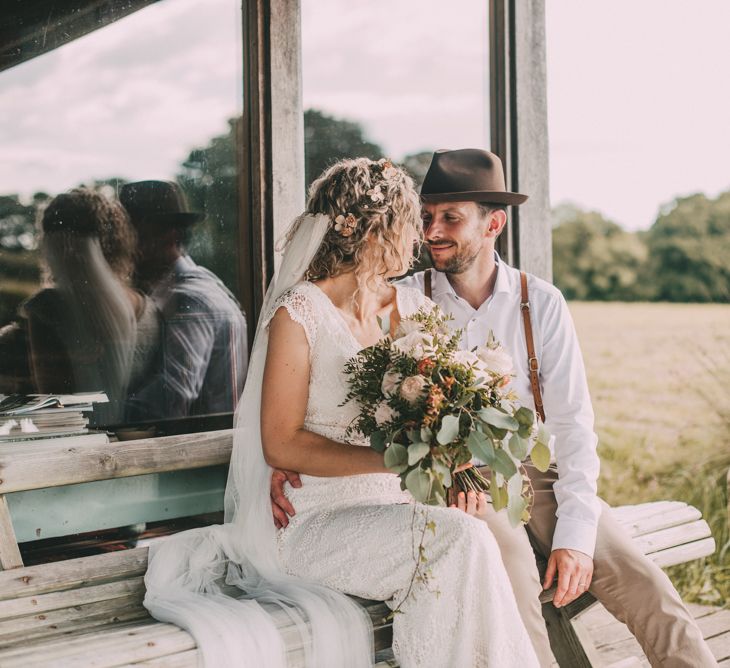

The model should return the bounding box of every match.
[0,0,728,231]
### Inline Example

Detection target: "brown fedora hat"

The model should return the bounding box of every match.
[119,180,204,226]
[420,148,528,206]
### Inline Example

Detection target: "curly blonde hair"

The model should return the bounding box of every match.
[302,157,422,286]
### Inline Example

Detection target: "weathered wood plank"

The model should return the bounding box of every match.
[542,602,594,667]
[118,649,198,667]
[0,606,150,650]
[0,430,233,494]
[0,495,22,570]
[611,501,687,523]
[707,630,730,662]
[621,506,702,537]
[649,537,716,568]
[0,593,144,636]
[696,609,730,640]
[633,520,712,555]
[0,577,145,620]
[0,547,148,600]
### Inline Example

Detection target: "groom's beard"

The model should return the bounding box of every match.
[426,238,482,274]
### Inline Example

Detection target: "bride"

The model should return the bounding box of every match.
[144,158,539,667]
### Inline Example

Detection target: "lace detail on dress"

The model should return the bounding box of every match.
[265,282,320,355]
[273,281,539,667]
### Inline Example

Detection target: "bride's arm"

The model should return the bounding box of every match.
[261,306,389,476]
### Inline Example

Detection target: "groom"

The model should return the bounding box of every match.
[271,149,715,667]
[397,149,715,667]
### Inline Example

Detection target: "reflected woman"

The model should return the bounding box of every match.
[23,188,160,424]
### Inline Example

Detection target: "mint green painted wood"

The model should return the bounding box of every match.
[7,466,227,543]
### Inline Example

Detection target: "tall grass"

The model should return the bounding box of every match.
[570,302,730,607]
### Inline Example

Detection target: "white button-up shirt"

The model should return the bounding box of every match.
[397,256,601,557]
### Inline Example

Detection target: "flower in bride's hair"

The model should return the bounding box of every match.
[334,212,357,237]
[381,368,403,397]
[399,375,429,404]
[367,184,385,203]
[379,159,398,181]
[374,402,397,426]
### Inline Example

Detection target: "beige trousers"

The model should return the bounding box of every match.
[479,465,717,668]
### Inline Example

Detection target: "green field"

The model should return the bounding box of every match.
[570,302,730,605]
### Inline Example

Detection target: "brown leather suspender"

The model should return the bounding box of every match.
[520,271,546,422]
[423,268,545,422]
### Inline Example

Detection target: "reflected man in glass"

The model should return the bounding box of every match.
[121,180,247,421]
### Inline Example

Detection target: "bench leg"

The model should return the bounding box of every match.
[542,601,604,667]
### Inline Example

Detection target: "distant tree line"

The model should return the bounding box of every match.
[552,194,730,302]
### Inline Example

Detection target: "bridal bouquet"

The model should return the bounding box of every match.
[344,308,551,527]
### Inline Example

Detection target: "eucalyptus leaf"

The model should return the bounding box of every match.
[428,477,446,506]
[407,441,430,466]
[491,448,518,478]
[508,433,528,460]
[384,442,408,472]
[437,414,461,445]
[466,430,495,464]
[405,467,432,503]
[432,460,452,488]
[491,471,508,511]
[530,440,551,472]
[507,495,528,528]
[514,406,535,427]
[537,423,551,446]
[370,430,386,453]
[420,425,433,444]
[478,406,519,431]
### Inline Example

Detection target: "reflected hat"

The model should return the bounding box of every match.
[420,149,528,206]
[119,180,204,226]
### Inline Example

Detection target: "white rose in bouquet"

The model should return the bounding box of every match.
[391,331,433,360]
[395,319,423,336]
[381,369,403,397]
[399,375,429,404]
[374,402,397,426]
[475,345,514,377]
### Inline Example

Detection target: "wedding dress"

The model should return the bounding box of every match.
[143,213,539,668]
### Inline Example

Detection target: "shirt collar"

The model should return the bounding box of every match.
[431,252,514,301]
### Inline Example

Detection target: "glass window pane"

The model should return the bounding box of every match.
[0,0,247,432]
[301,0,490,188]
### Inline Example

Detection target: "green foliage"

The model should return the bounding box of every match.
[552,194,730,303]
[552,203,648,301]
[646,192,730,302]
[304,109,384,187]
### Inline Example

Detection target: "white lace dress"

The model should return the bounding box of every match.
[271,281,539,668]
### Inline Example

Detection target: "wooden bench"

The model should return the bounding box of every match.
[0,431,716,667]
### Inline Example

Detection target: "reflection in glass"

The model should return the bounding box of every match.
[0,0,246,428]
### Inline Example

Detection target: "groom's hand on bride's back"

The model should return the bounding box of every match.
[271,469,301,529]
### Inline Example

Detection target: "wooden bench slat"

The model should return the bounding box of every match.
[0,607,150,650]
[0,622,185,665]
[0,576,145,620]
[0,593,144,636]
[634,520,712,555]
[649,537,716,568]
[0,547,148,600]
[118,648,199,667]
[622,505,702,537]
[0,495,23,570]
[611,501,688,523]
[0,430,233,494]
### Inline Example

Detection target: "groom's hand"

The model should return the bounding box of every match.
[270,469,301,529]
[543,548,594,608]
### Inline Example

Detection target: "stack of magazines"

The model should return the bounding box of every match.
[0,392,109,444]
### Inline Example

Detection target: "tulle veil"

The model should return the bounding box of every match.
[143,213,373,667]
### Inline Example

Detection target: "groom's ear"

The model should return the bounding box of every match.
[485,209,507,238]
